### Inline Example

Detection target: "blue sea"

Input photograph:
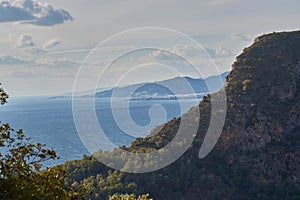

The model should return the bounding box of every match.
[0,96,197,167]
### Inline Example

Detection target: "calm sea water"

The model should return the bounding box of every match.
[0,96,194,166]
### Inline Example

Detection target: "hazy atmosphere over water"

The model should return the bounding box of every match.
[0,0,300,96]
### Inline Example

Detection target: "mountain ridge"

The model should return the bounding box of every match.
[51,72,228,100]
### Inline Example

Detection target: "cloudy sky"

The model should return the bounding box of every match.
[0,0,299,96]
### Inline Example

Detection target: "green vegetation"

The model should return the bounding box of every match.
[0,83,8,105]
[108,193,151,200]
[0,85,86,199]
[0,123,85,199]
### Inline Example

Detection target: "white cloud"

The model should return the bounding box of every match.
[0,54,33,65]
[0,52,79,68]
[172,45,201,57]
[148,45,232,61]
[16,34,35,48]
[147,45,207,62]
[13,34,47,55]
[214,46,231,57]
[231,33,253,42]
[148,50,177,61]
[24,47,47,55]
[43,38,61,49]
[0,0,73,26]
[171,45,231,58]
[35,57,80,68]
[8,33,16,41]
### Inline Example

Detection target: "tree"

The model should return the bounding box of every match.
[109,193,152,200]
[0,83,8,105]
[0,84,85,199]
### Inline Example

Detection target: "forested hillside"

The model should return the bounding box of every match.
[62,31,300,199]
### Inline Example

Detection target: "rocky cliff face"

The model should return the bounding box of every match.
[220,32,300,195]
[221,31,300,153]
[127,31,300,198]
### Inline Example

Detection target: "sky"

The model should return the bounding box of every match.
[0,0,300,96]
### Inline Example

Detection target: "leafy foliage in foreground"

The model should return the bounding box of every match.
[0,86,85,200]
[0,83,8,105]
[0,124,86,199]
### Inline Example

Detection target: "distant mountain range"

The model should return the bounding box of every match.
[52,72,228,100]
